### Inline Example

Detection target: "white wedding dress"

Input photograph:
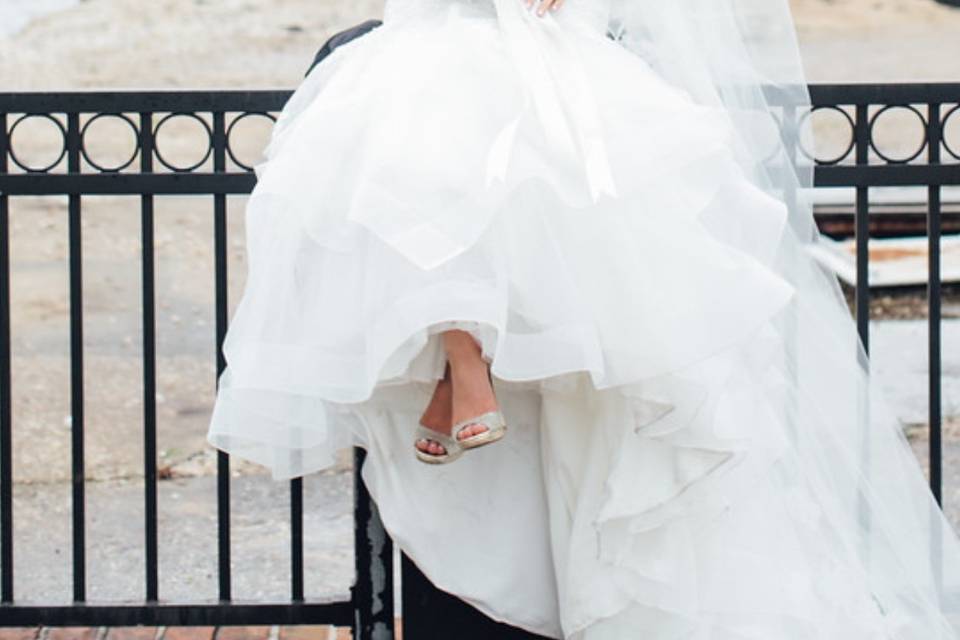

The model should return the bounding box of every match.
[206,0,960,637]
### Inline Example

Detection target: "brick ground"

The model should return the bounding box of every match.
[0,623,404,640]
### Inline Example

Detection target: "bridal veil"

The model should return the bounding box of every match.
[607,0,960,636]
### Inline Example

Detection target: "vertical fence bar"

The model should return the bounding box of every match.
[353,448,394,639]
[211,109,232,602]
[291,477,304,602]
[139,110,160,602]
[0,111,12,603]
[927,102,943,506]
[854,102,871,352]
[926,101,945,597]
[853,102,873,554]
[66,110,87,603]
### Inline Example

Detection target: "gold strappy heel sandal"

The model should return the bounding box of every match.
[452,408,507,450]
[414,360,507,464]
[415,362,462,464]
[453,365,507,450]
[414,422,466,464]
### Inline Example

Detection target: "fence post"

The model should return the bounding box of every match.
[352,447,395,639]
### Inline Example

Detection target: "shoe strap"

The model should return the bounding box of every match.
[451,410,506,439]
[415,423,462,454]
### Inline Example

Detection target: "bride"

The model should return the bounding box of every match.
[207,0,960,636]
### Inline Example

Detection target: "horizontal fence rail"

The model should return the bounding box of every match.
[0,82,958,634]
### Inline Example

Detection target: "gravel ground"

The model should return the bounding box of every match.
[845,282,960,321]
[9,470,356,603]
[1,0,958,89]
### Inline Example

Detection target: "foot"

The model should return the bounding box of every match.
[448,354,498,442]
[416,364,454,457]
[416,353,499,456]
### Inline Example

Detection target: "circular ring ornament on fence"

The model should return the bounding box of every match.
[796,105,855,166]
[225,111,277,171]
[153,112,213,172]
[7,113,67,173]
[941,104,960,162]
[80,112,140,172]
[868,104,927,164]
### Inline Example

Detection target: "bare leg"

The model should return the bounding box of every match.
[416,360,453,456]
[416,329,499,455]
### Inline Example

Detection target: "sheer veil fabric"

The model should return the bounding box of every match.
[206,0,960,637]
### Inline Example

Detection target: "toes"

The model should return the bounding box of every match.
[458,424,489,439]
[417,432,448,456]
[419,439,445,455]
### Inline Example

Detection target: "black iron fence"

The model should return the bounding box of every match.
[0,90,386,636]
[0,82,958,637]
[808,82,960,506]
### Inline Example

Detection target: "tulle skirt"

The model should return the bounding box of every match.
[207,2,960,638]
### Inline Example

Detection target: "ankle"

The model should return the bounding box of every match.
[448,353,488,378]
[442,329,482,358]
[445,343,484,367]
